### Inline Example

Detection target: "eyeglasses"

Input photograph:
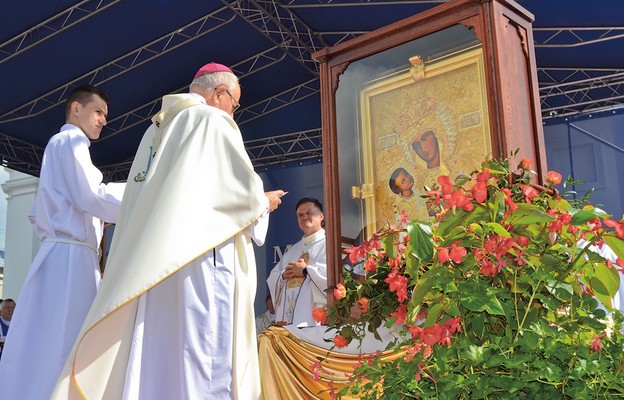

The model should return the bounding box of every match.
[225,89,240,113]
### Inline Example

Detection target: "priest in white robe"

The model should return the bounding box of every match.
[267,198,327,327]
[0,85,125,400]
[51,63,283,400]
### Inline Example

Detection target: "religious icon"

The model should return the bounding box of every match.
[357,45,492,236]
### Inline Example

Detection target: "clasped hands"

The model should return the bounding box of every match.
[282,258,307,280]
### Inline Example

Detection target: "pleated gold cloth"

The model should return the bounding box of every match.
[258,326,404,399]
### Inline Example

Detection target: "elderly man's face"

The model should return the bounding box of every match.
[0,301,15,321]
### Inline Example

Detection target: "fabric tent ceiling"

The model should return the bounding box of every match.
[1,0,623,181]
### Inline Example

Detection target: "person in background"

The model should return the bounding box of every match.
[267,197,327,327]
[52,63,284,400]
[0,85,125,400]
[256,294,276,334]
[0,298,15,358]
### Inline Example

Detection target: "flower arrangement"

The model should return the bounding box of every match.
[315,153,624,399]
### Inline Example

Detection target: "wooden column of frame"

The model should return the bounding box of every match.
[312,0,546,296]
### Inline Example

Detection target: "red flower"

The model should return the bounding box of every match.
[502,188,518,211]
[390,304,407,325]
[344,245,367,264]
[312,307,327,324]
[517,236,529,247]
[449,242,467,264]
[384,269,409,302]
[364,256,377,273]
[471,181,488,204]
[333,334,349,348]
[437,247,450,263]
[357,297,369,313]
[447,189,474,212]
[590,333,606,352]
[545,170,562,186]
[420,324,446,347]
[521,185,539,203]
[443,317,462,334]
[604,218,624,239]
[334,283,346,300]
[476,168,491,183]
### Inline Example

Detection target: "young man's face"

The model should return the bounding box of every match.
[296,202,324,237]
[73,94,108,140]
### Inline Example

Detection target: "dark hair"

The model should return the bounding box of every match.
[389,167,408,194]
[295,197,323,213]
[65,85,109,119]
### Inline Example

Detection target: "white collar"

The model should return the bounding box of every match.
[0,317,9,326]
[302,228,325,246]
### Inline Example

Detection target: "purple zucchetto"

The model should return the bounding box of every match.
[193,62,233,79]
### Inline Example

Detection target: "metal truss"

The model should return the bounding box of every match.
[98,128,322,181]
[0,131,44,176]
[222,0,327,76]
[0,6,237,124]
[244,127,322,169]
[0,0,121,64]
[237,78,319,125]
[539,68,624,119]
[533,27,624,48]
[101,46,291,141]
[533,27,624,119]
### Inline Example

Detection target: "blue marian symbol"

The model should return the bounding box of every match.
[133,145,154,182]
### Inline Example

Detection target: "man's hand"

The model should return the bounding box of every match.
[265,190,286,212]
[282,258,307,279]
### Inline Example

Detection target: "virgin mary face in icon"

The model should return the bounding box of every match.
[411,129,440,169]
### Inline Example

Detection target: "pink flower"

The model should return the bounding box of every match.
[344,245,367,264]
[449,242,467,264]
[604,218,624,239]
[471,181,488,204]
[333,283,346,300]
[364,256,377,273]
[357,297,369,313]
[312,307,327,324]
[521,185,539,203]
[545,170,562,186]
[590,333,606,352]
[437,247,450,263]
[333,334,349,348]
[390,304,407,325]
[519,157,532,170]
[384,269,409,302]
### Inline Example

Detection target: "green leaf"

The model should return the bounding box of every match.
[604,234,624,261]
[381,233,395,259]
[410,266,448,307]
[485,222,511,238]
[459,280,505,315]
[423,302,445,327]
[506,204,556,225]
[580,261,620,308]
[407,221,434,262]
[570,209,606,226]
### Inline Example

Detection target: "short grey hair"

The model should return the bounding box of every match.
[189,71,239,92]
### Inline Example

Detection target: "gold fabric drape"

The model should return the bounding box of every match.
[258,326,404,399]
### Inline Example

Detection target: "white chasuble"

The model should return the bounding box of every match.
[267,229,327,327]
